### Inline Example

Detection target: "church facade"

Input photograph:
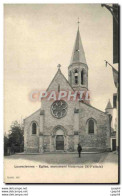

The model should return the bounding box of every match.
[24,27,111,153]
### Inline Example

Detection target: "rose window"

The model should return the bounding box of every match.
[51,100,67,119]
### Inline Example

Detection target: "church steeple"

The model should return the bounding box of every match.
[70,27,87,65]
[68,21,88,91]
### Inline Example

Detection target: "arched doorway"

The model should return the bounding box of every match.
[55,129,64,150]
[56,135,64,150]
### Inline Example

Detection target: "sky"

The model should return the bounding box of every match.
[4,4,117,133]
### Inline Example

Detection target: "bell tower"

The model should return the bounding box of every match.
[68,20,88,91]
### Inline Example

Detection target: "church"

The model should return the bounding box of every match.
[24,26,112,153]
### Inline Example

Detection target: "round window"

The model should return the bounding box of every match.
[51,100,68,119]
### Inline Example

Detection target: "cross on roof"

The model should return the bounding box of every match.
[77,17,80,27]
[57,64,61,69]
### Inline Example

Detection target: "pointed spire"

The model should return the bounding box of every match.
[105,99,112,110]
[70,24,87,65]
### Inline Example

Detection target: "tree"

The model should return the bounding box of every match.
[4,135,9,155]
[8,121,24,152]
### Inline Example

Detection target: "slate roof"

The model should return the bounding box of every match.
[70,27,87,65]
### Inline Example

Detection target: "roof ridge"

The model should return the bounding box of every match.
[46,68,74,92]
[80,102,107,115]
[24,108,41,120]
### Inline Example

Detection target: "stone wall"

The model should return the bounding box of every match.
[79,102,111,151]
[24,109,40,153]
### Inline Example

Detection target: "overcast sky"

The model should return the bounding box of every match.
[4,4,117,132]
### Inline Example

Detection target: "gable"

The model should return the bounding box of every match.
[80,102,108,117]
[24,108,40,123]
[47,69,74,92]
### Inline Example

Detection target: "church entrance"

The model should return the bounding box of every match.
[56,135,64,150]
[53,127,66,151]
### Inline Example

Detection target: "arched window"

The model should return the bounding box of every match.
[74,69,78,84]
[32,122,37,134]
[81,70,84,85]
[88,120,94,134]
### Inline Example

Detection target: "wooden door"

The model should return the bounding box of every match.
[56,135,64,150]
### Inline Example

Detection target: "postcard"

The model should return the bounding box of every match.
[4,4,119,183]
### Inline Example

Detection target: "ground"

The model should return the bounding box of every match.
[4,152,118,165]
